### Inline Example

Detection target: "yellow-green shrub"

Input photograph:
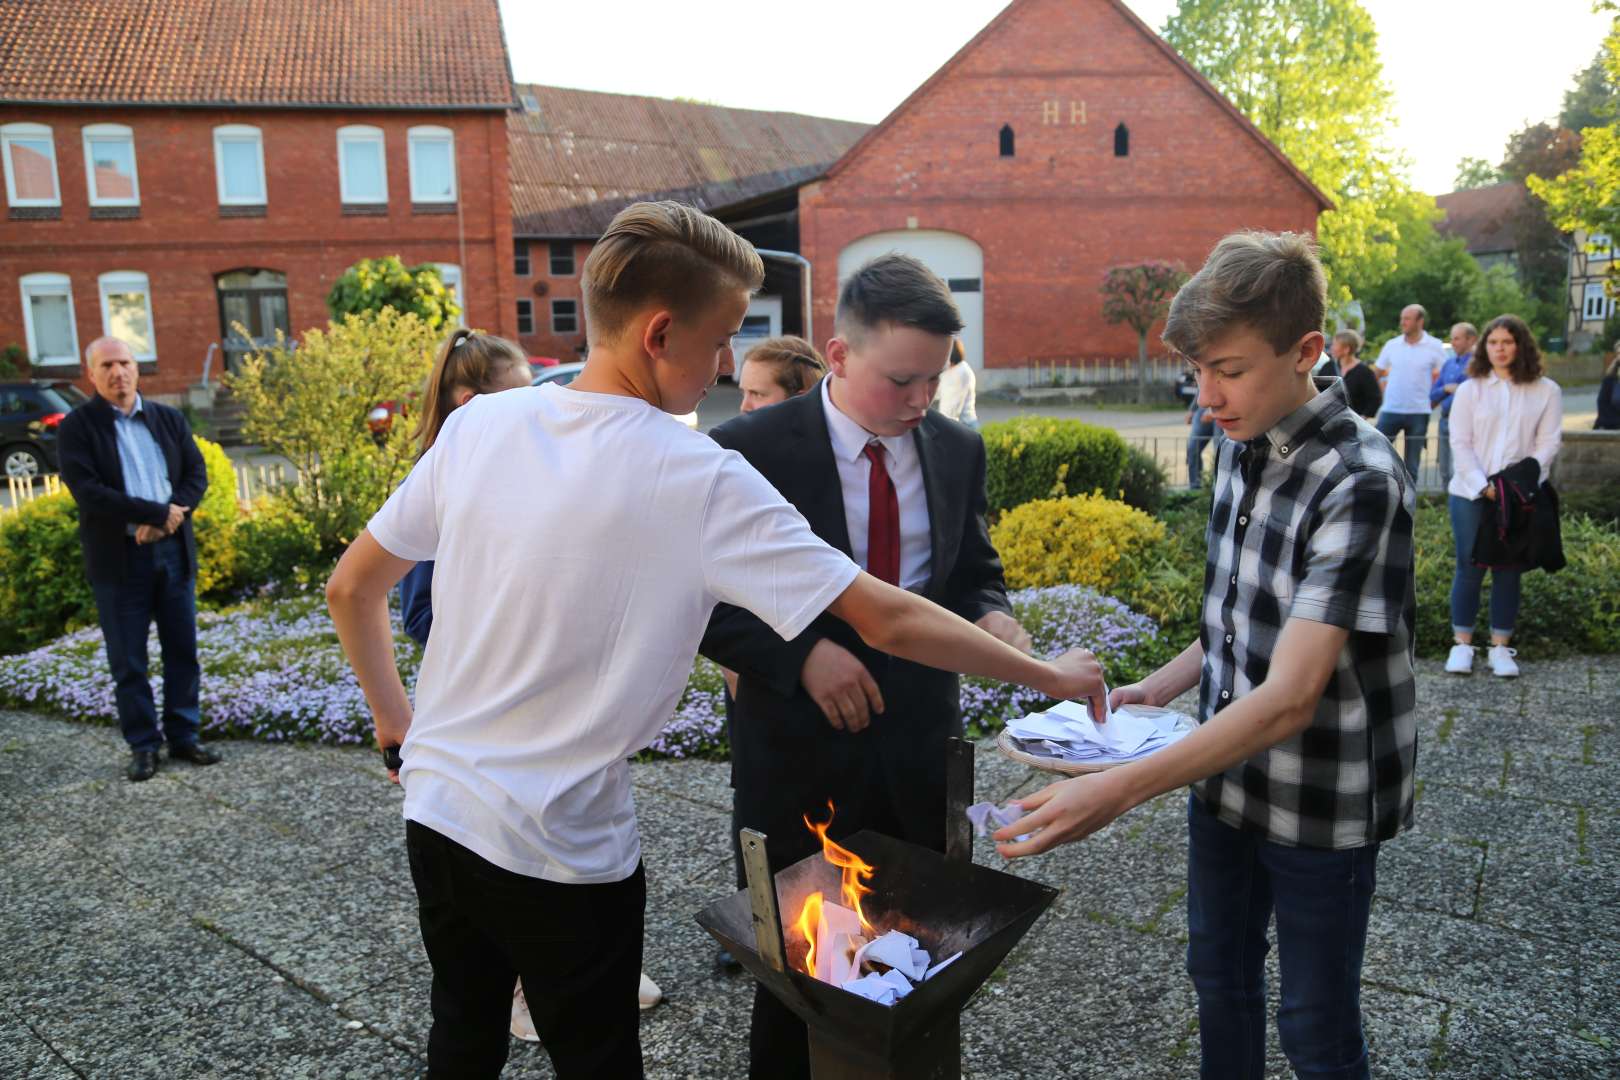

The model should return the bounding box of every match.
[981,417,1127,518]
[234,494,324,590]
[0,491,96,654]
[991,493,1166,592]
[192,436,243,599]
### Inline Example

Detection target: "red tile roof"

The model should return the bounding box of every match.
[1435,182,1528,257]
[0,0,514,110]
[508,84,870,237]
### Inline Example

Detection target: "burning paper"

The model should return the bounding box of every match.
[841,968,915,1006]
[854,930,930,981]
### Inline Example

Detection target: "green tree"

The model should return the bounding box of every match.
[225,308,438,552]
[1100,262,1189,402]
[1453,157,1502,191]
[326,256,460,329]
[1359,225,1552,344]
[1161,0,1432,304]
[1561,42,1619,133]
[1529,3,1620,298]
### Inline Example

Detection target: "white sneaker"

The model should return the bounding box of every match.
[510,983,540,1042]
[1445,644,1475,674]
[638,971,662,1010]
[1487,645,1520,678]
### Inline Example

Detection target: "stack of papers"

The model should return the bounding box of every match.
[1005,699,1191,765]
[834,930,962,1007]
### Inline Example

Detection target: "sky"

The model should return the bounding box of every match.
[496,0,1612,196]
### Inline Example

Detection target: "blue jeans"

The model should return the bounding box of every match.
[1187,414,1218,489]
[1186,794,1378,1080]
[1374,410,1429,481]
[1448,494,1521,638]
[91,536,202,752]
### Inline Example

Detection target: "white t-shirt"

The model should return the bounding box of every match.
[934,361,978,424]
[367,384,859,883]
[1374,333,1446,414]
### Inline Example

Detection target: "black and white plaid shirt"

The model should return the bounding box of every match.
[1195,378,1417,849]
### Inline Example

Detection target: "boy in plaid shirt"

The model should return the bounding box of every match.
[996,232,1416,1080]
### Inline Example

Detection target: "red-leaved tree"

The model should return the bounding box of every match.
[1101,262,1190,402]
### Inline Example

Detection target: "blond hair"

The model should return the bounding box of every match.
[413,328,529,456]
[743,335,827,397]
[582,200,765,344]
[1163,231,1326,359]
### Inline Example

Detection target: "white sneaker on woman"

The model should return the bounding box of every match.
[638,972,663,1010]
[1445,644,1475,674]
[1487,645,1520,678]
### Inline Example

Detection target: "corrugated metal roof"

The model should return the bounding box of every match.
[509,84,869,237]
[0,0,514,110]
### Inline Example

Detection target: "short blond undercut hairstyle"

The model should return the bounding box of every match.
[582,200,765,344]
[1163,231,1326,359]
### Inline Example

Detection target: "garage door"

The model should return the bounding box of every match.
[836,231,984,372]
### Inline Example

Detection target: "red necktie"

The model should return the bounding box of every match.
[863,442,901,586]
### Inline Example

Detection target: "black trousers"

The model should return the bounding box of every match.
[90,535,201,752]
[404,821,646,1079]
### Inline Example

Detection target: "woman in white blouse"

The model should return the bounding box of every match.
[933,339,978,428]
[1444,314,1561,678]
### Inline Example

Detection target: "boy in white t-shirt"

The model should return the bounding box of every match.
[326,200,1106,1079]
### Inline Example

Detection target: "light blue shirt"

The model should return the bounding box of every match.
[113,395,171,532]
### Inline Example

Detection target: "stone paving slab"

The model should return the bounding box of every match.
[2,654,1617,1077]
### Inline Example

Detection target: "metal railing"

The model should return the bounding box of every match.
[1,462,299,516]
[1024,357,1184,388]
[1123,431,1452,493]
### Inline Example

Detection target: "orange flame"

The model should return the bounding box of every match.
[793,891,825,977]
[803,801,876,933]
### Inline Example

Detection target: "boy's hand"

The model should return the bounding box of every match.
[1108,681,1154,712]
[993,770,1134,857]
[1042,648,1106,721]
[800,639,884,733]
[975,611,1032,654]
[373,708,412,784]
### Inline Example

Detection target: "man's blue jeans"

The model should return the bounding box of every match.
[90,535,202,753]
[1374,410,1429,482]
[1186,794,1378,1080]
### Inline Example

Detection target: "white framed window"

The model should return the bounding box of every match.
[2,123,61,207]
[82,124,140,206]
[1584,282,1615,322]
[98,271,157,360]
[436,263,465,326]
[337,125,387,204]
[19,273,79,366]
[408,126,457,203]
[1589,233,1613,263]
[213,124,266,205]
[551,298,578,334]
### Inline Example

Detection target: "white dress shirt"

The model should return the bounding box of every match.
[1446,374,1562,500]
[933,362,978,424]
[821,376,932,591]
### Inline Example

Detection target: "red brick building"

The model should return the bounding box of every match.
[799,0,1331,385]
[505,85,868,361]
[0,0,516,401]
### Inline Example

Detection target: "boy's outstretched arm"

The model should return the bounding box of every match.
[327,530,417,778]
[994,616,1347,856]
[826,572,1106,713]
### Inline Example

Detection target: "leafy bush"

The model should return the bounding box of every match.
[0,492,96,654]
[991,493,1166,593]
[234,495,326,594]
[981,417,1127,518]
[1117,443,1168,515]
[191,436,242,599]
[326,256,460,330]
[226,308,436,553]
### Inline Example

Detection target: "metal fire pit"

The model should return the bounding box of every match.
[694,740,1059,1080]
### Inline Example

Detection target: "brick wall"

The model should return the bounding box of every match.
[511,239,592,362]
[1,105,514,400]
[799,0,1324,385]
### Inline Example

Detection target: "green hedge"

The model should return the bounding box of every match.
[0,492,96,654]
[981,416,1128,518]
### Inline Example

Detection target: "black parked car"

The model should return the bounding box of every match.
[1,380,88,479]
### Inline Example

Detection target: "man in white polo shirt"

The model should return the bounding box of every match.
[1374,303,1446,480]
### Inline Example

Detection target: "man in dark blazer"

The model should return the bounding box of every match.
[58,336,221,782]
[702,255,1030,1079]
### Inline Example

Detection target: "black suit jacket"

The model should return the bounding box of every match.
[700,383,1009,866]
[57,394,208,585]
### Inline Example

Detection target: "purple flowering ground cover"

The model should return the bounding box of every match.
[0,585,1163,761]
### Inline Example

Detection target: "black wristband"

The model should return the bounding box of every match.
[381,744,403,771]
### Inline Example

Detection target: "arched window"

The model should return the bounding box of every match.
[2,123,61,207]
[1114,123,1130,157]
[216,268,289,371]
[19,272,78,365]
[98,271,156,359]
[213,124,266,205]
[83,124,139,206]
[407,125,457,203]
[337,125,387,205]
[999,124,1015,158]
